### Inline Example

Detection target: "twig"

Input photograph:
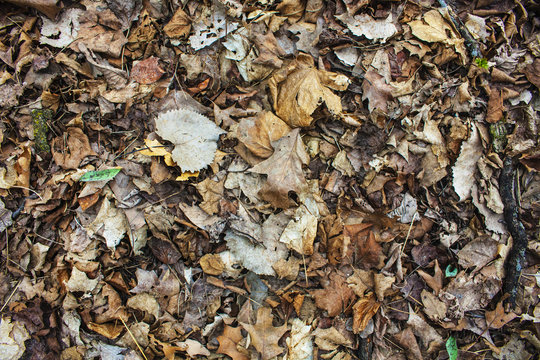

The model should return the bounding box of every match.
[500,157,528,307]
[437,0,480,58]
[120,317,148,360]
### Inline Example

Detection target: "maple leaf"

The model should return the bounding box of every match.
[485,299,517,329]
[249,129,310,208]
[312,271,356,317]
[217,325,249,360]
[240,307,288,360]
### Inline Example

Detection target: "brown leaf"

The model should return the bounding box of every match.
[4,0,59,19]
[394,327,423,360]
[524,58,540,90]
[249,129,309,208]
[343,224,382,269]
[234,111,291,158]
[312,271,356,317]
[163,7,191,39]
[131,57,164,85]
[252,31,286,68]
[486,87,504,123]
[217,325,249,360]
[352,293,380,333]
[148,235,182,264]
[52,127,96,169]
[485,299,517,329]
[240,307,288,360]
[417,260,443,293]
[362,69,393,113]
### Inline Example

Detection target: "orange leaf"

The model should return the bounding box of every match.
[352,293,380,333]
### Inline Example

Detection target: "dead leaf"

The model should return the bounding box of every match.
[286,318,313,360]
[452,124,482,201]
[268,54,349,128]
[485,299,517,329]
[336,13,397,42]
[87,322,123,339]
[52,127,96,169]
[362,69,394,113]
[352,293,380,333]
[195,177,225,215]
[200,254,225,276]
[394,327,423,360]
[163,7,191,39]
[408,9,467,63]
[312,271,356,317]
[154,109,225,172]
[233,111,291,158]
[457,236,499,270]
[249,129,309,208]
[240,307,288,360]
[131,57,165,85]
[217,325,249,360]
[486,88,504,123]
[524,58,540,90]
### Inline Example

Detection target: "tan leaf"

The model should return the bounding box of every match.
[457,236,499,270]
[421,289,447,322]
[373,273,395,302]
[234,111,291,158]
[312,271,356,317]
[52,127,96,169]
[352,293,380,333]
[240,307,288,360]
[249,129,309,208]
[217,325,249,360]
[195,176,225,215]
[87,322,123,339]
[268,54,348,128]
[200,254,225,276]
[485,299,517,329]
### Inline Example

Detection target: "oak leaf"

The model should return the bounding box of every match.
[249,129,309,208]
[240,307,288,360]
[485,299,517,329]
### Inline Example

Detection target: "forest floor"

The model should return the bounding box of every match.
[0,0,539,359]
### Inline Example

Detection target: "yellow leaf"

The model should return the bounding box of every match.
[176,171,199,181]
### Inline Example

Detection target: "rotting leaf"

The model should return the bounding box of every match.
[32,109,52,153]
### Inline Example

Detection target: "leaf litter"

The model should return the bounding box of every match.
[0,0,538,359]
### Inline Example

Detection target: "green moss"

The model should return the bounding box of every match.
[32,109,52,153]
